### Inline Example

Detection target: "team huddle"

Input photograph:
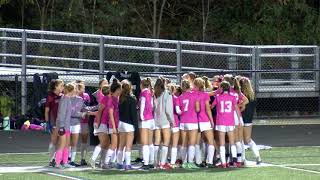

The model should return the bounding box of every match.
[45,72,262,170]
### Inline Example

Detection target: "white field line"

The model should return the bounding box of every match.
[0,152,49,155]
[274,165,320,174]
[0,166,91,173]
[44,172,85,180]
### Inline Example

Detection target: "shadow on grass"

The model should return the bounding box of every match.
[83,167,243,176]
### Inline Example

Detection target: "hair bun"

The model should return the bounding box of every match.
[112,78,119,84]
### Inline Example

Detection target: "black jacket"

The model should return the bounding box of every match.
[119,94,138,129]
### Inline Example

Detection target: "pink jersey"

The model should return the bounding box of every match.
[213,93,237,126]
[173,95,180,127]
[140,88,154,121]
[97,96,112,125]
[97,90,104,103]
[80,93,91,123]
[197,91,210,122]
[179,91,198,124]
[108,96,119,128]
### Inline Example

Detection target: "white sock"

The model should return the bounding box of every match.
[125,151,131,166]
[187,145,195,163]
[220,146,226,164]
[201,142,207,162]
[91,145,101,161]
[248,140,260,158]
[170,147,178,165]
[231,144,237,159]
[111,149,117,163]
[153,145,159,165]
[105,149,114,165]
[180,147,187,163]
[160,146,168,165]
[241,140,246,161]
[236,141,242,162]
[48,143,56,162]
[195,144,202,164]
[207,145,215,164]
[149,144,155,165]
[71,146,77,162]
[100,149,107,165]
[80,143,87,160]
[117,149,123,165]
[142,145,150,165]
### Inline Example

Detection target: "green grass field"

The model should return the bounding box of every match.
[0,147,320,180]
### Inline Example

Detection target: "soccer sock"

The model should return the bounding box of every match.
[231,144,237,159]
[100,149,107,165]
[117,149,123,165]
[153,145,159,165]
[160,146,168,165]
[180,146,187,163]
[62,147,69,164]
[48,143,56,162]
[55,150,63,165]
[111,149,117,163]
[170,147,178,165]
[207,145,215,164]
[219,146,226,164]
[225,143,230,163]
[248,140,260,158]
[201,142,207,162]
[142,145,150,165]
[125,151,131,166]
[177,145,182,160]
[195,144,202,164]
[236,141,242,162]
[80,143,88,160]
[71,146,77,162]
[187,145,195,163]
[105,149,114,165]
[91,145,101,161]
[241,140,246,161]
[149,144,155,165]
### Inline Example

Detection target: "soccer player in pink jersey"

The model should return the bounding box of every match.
[102,79,121,169]
[224,74,248,166]
[90,85,111,169]
[179,80,200,169]
[167,84,182,168]
[139,78,155,170]
[194,78,216,168]
[212,81,242,168]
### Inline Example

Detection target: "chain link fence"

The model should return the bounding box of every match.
[0,28,319,121]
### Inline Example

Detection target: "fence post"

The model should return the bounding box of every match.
[153,41,160,72]
[2,30,7,64]
[228,47,237,70]
[251,47,258,92]
[291,47,300,80]
[79,36,84,69]
[99,36,105,79]
[21,30,27,115]
[315,46,319,92]
[176,41,182,84]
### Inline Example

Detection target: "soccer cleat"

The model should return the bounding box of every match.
[182,163,189,169]
[190,163,200,169]
[49,160,56,167]
[55,164,64,169]
[159,163,172,170]
[116,163,124,170]
[207,164,215,168]
[176,159,183,165]
[148,164,155,169]
[219,163,228,168]
[256,157,262,165]
[63,163,75,168]
[80,159,88,166]
[101,164,111,169]
[133,158,143,163]
[140,165,150,170]
[69,161,80,167]
[124,165,133,170]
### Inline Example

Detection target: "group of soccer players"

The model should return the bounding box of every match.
[45,72,262,170]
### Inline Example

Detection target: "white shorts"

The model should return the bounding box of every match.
[93,124,108,135]
[179,123,198,131]
[199,122,213,132]
[80,123,89,134]
[108,128,119,134]
[155,123,170,130]
[240,117,244,126]
[139,119,155,130]
[118,121,135,133]
[215,125,235,132]
[70,124,81,134]
[234,111,239,126]
[244,123,253,127]
[171,127,180,133]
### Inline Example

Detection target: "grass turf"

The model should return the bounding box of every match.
[0,147,320,180]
